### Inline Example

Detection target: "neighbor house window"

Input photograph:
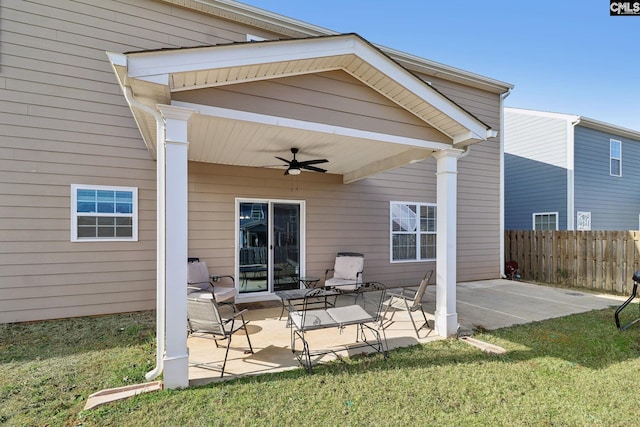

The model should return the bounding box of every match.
[71,185,138,241]
[577,211,591,231]
[533,212,558,231]
[390,202,436,262]
[610,139,622,176]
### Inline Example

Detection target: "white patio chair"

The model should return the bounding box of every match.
[324,252,364,291]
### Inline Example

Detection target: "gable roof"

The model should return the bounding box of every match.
[110,33,502,182]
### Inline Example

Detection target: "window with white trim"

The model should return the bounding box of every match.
[71,185,138,241]
[610,139,622,176]
[390,202,436,262]
[533,212,558,231]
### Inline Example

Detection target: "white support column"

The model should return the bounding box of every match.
[157,105,194,389]
[433,148,464,337]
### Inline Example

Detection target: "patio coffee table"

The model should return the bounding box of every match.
[275,287,337,321]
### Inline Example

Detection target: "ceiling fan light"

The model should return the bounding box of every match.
[288,167,301,175]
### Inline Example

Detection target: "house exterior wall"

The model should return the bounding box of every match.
[0,0,505,323]
[504,110,570,230]
[574,125,640,230]
[427,76,503,278]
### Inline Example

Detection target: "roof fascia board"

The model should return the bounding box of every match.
[125,36,358,79]
[171,100,453,151]
[155,0,512,93]
[578,117,640,140]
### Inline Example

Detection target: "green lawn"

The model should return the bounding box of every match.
[1,306,640,426]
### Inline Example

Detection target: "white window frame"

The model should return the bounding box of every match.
[390,201,436,263]
[532,212,559,231]
[610,139,622,177]
[576,211,591,231]
[71,184,138,242]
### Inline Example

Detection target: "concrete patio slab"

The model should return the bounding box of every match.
[187,279,625,385]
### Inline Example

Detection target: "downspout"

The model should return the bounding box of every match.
[123,86,166,382]
[499,88,512,278]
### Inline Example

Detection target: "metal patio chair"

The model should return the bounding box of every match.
[187,258,237,308]
[381,270,433,338]
[187,294,254,377]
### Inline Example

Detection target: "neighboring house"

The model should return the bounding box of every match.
[1,0,512,387]
[505,107,640,231]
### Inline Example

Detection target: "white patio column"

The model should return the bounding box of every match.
[157,105,194,389]
[433,148,464,337]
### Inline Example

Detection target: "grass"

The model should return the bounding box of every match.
[2,306,640,426]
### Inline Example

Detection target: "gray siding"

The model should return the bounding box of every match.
[504,109,571,230]
[574,126,640,230]
[0,0,505,322]
[504,154,567,229]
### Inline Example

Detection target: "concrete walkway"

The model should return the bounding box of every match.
[187,279,624,385]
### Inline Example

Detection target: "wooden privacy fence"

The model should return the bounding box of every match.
[504,230,640,294]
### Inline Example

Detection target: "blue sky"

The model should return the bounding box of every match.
[241,0,639,130]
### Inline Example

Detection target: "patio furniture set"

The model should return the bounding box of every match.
[186,254,433,376]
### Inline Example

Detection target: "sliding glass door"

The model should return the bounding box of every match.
[238,199,303,295]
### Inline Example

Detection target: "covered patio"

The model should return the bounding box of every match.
[108,33,497,389]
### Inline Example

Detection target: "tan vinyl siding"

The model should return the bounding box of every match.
[174,71,450,142]
[0,0,271,323]
[188,162,438,287]
[425,75,503,280]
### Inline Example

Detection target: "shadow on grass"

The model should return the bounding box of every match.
[481,306,640,370]
[0,311,156,363]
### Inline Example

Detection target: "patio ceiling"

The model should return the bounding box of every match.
[109,34,494,183]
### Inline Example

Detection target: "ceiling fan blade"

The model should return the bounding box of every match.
[299,159,328,166]
[275,156,291,164]
[301,164,327,173]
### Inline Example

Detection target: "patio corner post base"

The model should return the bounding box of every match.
[163,354,190,389]
[434,310,458,337]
